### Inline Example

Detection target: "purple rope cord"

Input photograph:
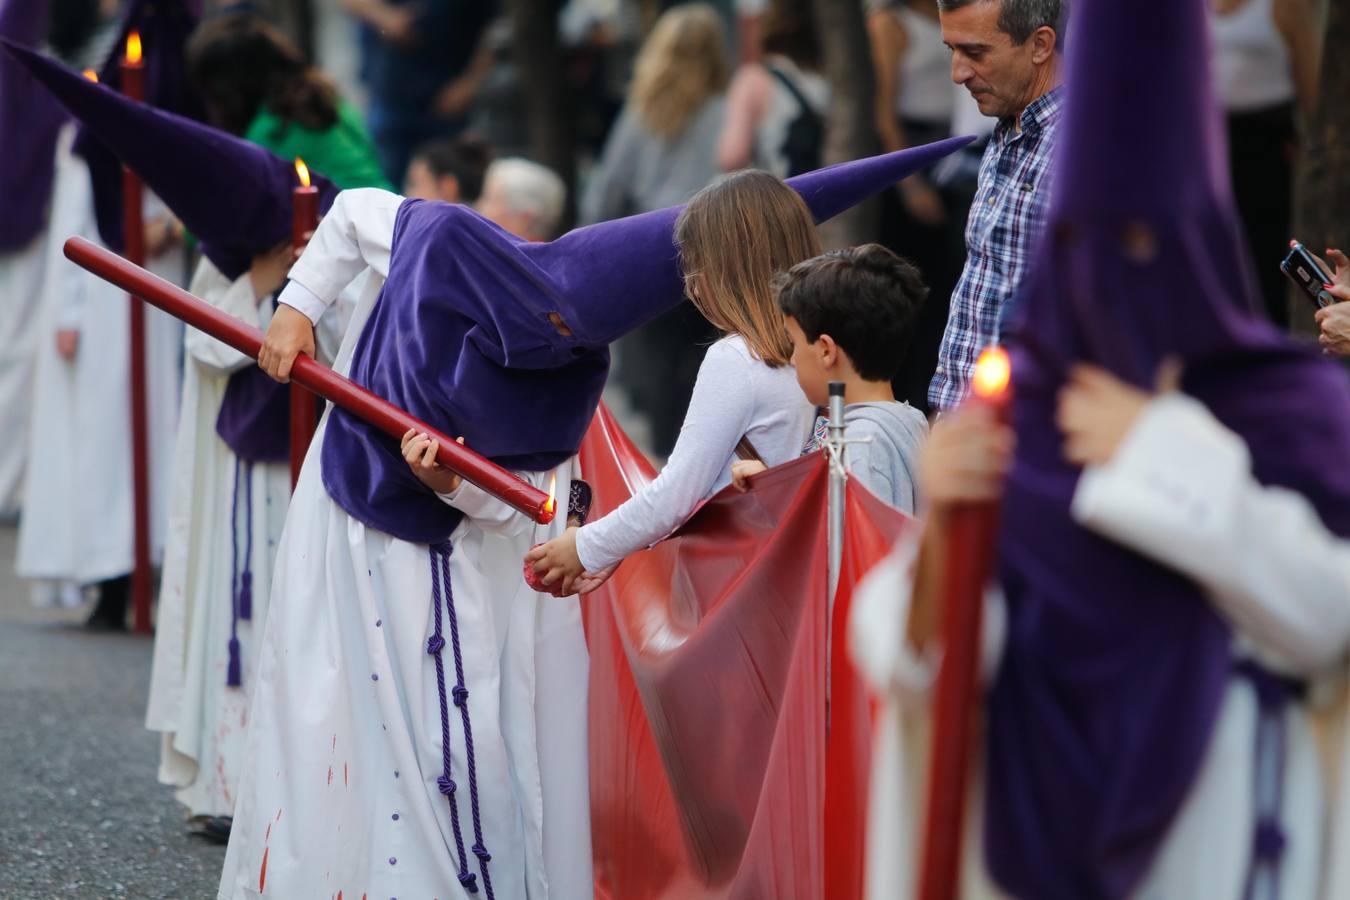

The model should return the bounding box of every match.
[1236,658,1306,900]
[239,461,254,621]
[428,543,475,892]
[437,544,495,900]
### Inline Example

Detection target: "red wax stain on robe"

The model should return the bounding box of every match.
[344,762,348,787]
[259,846,269,892]
[327,765,333,786]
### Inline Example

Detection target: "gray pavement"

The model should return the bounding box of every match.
[0,526,225,899]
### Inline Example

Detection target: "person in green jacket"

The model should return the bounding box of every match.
[185,10,391,192]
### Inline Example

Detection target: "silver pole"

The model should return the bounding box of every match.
[827,381,847,601]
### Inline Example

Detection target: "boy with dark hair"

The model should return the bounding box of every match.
[734,243,929,512]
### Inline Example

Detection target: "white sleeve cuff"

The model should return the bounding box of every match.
[1071,393,1249,567]
[276,280,328,326]
[574,525,608,574]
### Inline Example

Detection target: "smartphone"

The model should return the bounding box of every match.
[1281,241,1337,309]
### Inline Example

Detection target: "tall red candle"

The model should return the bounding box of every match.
[120,31,152,635]
[289,158,319,490]
[63,237,558,525]
[917,346,1011,900]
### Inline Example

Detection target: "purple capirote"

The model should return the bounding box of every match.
[0,0,66,252]
[72,0,203,251]
[986,0,1350,897]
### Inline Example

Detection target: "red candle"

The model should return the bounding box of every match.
[63,236,559,525]
[121,30,151,634]
[289,158,320,489]
[917,346,1011,900]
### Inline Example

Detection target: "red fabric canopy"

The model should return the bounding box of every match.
[579,405,912,898]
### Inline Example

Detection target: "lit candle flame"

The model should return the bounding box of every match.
[125,31,142,65]
[294,158,311,188]
[83,68,98,83]
[971,346,1011,401]
[544,473,557,517]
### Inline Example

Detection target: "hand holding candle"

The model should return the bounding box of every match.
[917,346,1012,900]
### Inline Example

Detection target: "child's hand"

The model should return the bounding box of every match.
[1056,359,1181,467]
[525,527,586,594]
[919,403,1014,507]
[731,459,768,492]
[401,428,464,495]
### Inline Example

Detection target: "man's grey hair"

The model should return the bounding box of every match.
[936,0,1068,48]
[486,158,568,240]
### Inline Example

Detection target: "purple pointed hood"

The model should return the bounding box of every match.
[5,39,337,280]
[986,1,1350,897]
[73,0,202,251]
[321,136,975,546]
[522,135,975,348]
[0,0,67,251]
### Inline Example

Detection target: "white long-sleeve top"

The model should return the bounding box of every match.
[849,392,1350,900]
[574,334,816,572]
[278,187,402,325]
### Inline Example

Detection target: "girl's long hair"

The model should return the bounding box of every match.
[186,12,338,137]
[629,4,729,141]
[675,170,821,367]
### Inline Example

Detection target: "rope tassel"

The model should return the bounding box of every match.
[226,636,242,687]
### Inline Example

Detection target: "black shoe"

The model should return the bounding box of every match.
[85,575,130,632]
[202,816,232,844]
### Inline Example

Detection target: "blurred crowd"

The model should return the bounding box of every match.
[38,0,1321,460]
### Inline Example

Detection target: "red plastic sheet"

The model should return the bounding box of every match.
[579,405,912,899]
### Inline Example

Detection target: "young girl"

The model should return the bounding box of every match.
[526,170,821,593]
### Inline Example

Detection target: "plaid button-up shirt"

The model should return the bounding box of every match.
[928,86,1065,411]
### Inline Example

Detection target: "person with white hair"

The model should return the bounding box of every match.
[476,157,568,242]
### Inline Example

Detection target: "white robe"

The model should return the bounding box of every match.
[0,230,48,516]
[16,126,184,587]
[219,188,593,900]
[851,392,1350,900]
[145,259,290,818]
[146,254,365,819]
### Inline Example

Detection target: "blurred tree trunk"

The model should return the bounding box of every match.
[507,0,578,228]
[809,0,881,248]
[1291,0,1345,337]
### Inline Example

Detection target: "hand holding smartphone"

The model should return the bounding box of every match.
[1281,241,1338,309]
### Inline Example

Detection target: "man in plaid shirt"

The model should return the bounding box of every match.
[929,0,1067,412]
